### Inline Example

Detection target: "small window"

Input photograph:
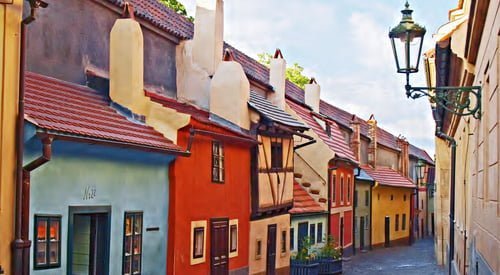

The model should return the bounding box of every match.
[281,230,287,253]
[332,173,337,204]
[395,214,399,231]
[255,239,262,259]
[310,224,316,245]
[365,190,369,206]
[347,176,351,203]
[212,141,225,182]
[271,142,283,169]
[402,214,407,230]
[326,123,332,137]
[340,176,344,204]
[34,215,61,269]
[193,227,205,259]
[290,228,295,250]
[390,194,394,201]
[230,224,238,253]
[123,212,143,275]
[354,190,358,207]
[421,200,424,210]
[365,216,369,230]
[317,223,323,243]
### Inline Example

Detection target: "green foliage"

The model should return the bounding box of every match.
[158,0,194,22]
[293,236,314,261]
[318,235,341,260]
[291,235,341,261]
[257,52,310,89]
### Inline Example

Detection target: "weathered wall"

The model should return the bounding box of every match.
[0,0,23,273]
[354,181,371,250]
[371,186,412,246]
[25,134,172,274]
[168,120,251,274]
[25,0,177,96]
[377,146,399,170]
[360,139,369,165]
[249,214,290,275]
[434,137,451,266]
[290,214,328,253]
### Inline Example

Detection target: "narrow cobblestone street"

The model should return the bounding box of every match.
[343,238,445,275]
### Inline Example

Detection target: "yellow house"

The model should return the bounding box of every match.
[362,166,414,247]
[0,0,24,273]
[424,0,499,273]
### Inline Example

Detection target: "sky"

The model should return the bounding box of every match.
[180,0,458,156]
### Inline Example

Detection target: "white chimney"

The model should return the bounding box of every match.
[210,50,250,130]
[268,49,286,110]
[109,3,148,114]
[192,0,224,76]
[305,78,320,113]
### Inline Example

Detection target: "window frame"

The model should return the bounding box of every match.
[255,239,262,260]
[280,230,287,255]
[317,223,323,243]
[122,211,143,275]
[347,176,351,203]
[33,215,62,270]
[309,224,316,245]
[271,141,284,170]
[395,214,399,231]
[190,220,207,265]
[212,141,225,183]
[340,175,344,204]
[402,214,407,230]
[365,190,369,206]
[331,172,337,205]
[290,228,295,250]
[229,219,238,258]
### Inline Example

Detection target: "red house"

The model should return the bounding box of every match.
[147,92,255,275]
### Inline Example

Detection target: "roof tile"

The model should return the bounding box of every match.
[361,165,415,188]
[289,182,325,214]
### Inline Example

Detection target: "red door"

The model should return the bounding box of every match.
[211,218,229,275]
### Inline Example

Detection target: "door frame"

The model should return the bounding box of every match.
[384,216,390,247]
[67,205,111,275]
[210,217,229,275]
[266,224,277,275]
[359,216,365,250]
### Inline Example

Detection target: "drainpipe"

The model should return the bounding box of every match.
[13,1,47,274]
[435,128,456,275]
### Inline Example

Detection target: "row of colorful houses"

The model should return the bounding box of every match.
[0,0,436,274]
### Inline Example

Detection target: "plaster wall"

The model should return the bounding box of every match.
[294,154,327,206]
[371,186,412,246]
[25,0,178,96]
[354,181,371,250]
[360,139,369,165]
[290,214,328,253]
[249,214,290,275]
[0,1,22,272]
[25,138,172,275]
[434,137,451,266]
[377,147,399,170]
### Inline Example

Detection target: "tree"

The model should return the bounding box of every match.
[158,0,194,22]
[257,52,310,89]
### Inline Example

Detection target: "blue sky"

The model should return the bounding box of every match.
[180,0,457,156]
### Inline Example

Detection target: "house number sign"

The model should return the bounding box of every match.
[83,185,97,200]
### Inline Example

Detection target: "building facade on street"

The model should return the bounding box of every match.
[353,168,375,253]
[425,0,499,274]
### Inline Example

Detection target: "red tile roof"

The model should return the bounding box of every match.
[287,99,357,163]
[25,72,182,152]
[410,144,434,164]
[361,165,415,189]
[289,182,325,214]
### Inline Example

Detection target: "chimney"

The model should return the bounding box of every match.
[268,49,286,110]
[192,0,224,76]
[350,115,361,161]
[109,3,148,114]
[367,114,377,168]
[397,136,410,177]
[305,78,320,113]
[210,50,250,130]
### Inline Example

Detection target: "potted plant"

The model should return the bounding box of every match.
[317,235,342,274]
[290,237,320,275]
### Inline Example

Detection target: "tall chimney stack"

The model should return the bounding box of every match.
[350,115,361,162]
[367,114,377,168]
[305,78,320,113]
[397,136,410,177]
[268,49,286,110]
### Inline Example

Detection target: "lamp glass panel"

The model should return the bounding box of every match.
[408,36,423,71]
[391,37,406,72]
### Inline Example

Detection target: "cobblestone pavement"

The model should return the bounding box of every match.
[343,238,445,275]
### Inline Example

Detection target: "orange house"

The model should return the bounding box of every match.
[148,93,255,275]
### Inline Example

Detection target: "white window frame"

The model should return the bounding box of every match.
[228,219,238,258]
[190,220,207,265]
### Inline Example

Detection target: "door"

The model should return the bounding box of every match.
[340,217,344,253]
[210,218,229,275]
[384,216,390,247]
[359,217,365,250]
[266,224,277,275]
[70,213,109,275]
[431,213,435,236]
[297,222,308,252]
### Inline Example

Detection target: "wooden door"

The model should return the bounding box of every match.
[210,218,229,275]
[340,217,344,253]
[384,216,390,247]
[359,217,365,250]
[297,222,308,252]
[266,224,277,275]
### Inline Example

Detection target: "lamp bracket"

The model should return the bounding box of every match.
[405,85,482,119]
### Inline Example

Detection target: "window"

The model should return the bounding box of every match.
[34,215,61,269]
[332,173,337,204]
[347,176,351,203]
[310,224,316,244]
[212,141,225,182]
[190,220,207,265]
[365,190,369,206]
[271,142,283,169]
[421,200,424,210]
[326,123,332,137]
[255,239,262,259]
[123,212,143,275]
[290,228,295,250]
[390,194,394,201]
[317,223,323,243]
[281,230,287,254]
[395,214,399,231]
[354,190,358,207]
[365,216,369,229]
[340,175,344,204]
[230,225,237,253]
[402,214,406,230]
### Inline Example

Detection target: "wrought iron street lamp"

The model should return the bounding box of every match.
[415,160,425,186]
[389,1,482,119]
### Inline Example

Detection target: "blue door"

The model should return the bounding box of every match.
[297,222,308,252]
